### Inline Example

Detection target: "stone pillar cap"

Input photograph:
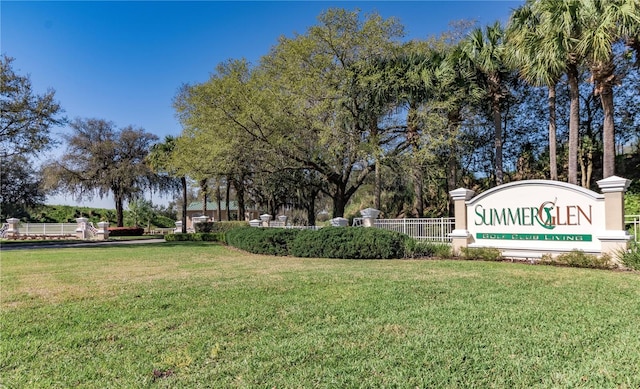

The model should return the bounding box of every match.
[597,176,631,193]
[449,188,475,201]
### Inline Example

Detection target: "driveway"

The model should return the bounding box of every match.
[0,238,166,251]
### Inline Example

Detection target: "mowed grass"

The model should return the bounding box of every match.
[2,242,640,388]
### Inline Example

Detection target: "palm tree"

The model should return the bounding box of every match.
[577,0,640,178]
[462,22,511,186]
[533,0,586,185]
[147,135,187,233]
[507,3,566,181]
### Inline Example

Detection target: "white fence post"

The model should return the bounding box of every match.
[97,221,110,240]
[260,214,272,227]
[360,208,380,227]
[75,217,88,240]
[330,217,348,227]
[6,218,20,238]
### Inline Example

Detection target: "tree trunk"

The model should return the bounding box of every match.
[200,178,208,216]
[306,192,317,227]
[181,176,187,233]
[233,176,246,221]
[215,181,222,222]
[114,192,124,227]
[548,84,558,181]
[567,64,580,185]
[225,177,231,221]
[492,97,503,186]
[374,159,381,210]
[596,61,616,179]
[412,167,424,218]
[407,103,423,217]
[447,111,461,217]
[331,182,348,218]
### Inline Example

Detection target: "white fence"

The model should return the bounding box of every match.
[353,217,455,242]
[626,214,640,243]
[1,223,77,238]
[0,219,108,240]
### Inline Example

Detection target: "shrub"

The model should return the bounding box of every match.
[195,221,249,233]
[460,247,503,261]
[108,227,144,237]
[225,227,300,256]
[540,250,613,269]
[405,239,452,259]
[194,222,215,233]
[290,227,406,259]
[616,241,640,270]
[164,233,224,242]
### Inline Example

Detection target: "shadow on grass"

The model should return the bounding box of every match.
[1,239,223,251]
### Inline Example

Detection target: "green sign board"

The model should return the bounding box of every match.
[476,233,592,242]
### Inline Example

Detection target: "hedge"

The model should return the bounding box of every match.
[195,221,249,233]
[224,227,407,259]
[290,227,406,259]
[225,227,300,256]
[164,233,225,242]
[108,227,144,237]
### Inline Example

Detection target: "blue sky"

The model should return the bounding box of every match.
[3,1,522,208]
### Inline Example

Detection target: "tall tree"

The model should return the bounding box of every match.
[0,155,46,220]
[578,0,640,178]
[44,118,159,226]
[261,9,405,217]
[177,9,405,218]
[463,22,512,185]
[1,55,65,218]
[0,55,65,159]
[147,135,187,233]
[507,3,567,181]
[534,0,586,185]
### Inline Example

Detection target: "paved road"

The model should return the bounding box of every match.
[0,238,166,251]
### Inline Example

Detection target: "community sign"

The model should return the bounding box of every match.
[466,180,605,254]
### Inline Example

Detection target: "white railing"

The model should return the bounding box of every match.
[362,217,455,242]
[626,214,640,243]
[86,222,98,239]
[0,223,8,238]
[19,223,78,236]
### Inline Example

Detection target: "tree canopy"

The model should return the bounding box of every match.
[43,118,162,226]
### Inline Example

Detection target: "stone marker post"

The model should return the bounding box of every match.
[6,218,20,238]
[360,208,380,227]
[97,221,110,240]
[448,188,476,255]
[596,176,631,259]
[76,217,88,240]
[260,214,272,227]
[330,217,348,227]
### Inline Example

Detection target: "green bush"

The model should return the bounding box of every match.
[194,222,215,233]
[540,250,613,269]
[405,239,452,259]
[460,247,503,261]
[290,227,406,259]
[617,241,640,270]
[225,227,300,256]
[195,221,249,233]
[108,227,144,237]
[164,233,224,242]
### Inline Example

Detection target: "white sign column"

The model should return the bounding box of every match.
[596,176,632,258]
[448,188,475,255]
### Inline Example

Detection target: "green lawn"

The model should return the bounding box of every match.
[2,242,639,388]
